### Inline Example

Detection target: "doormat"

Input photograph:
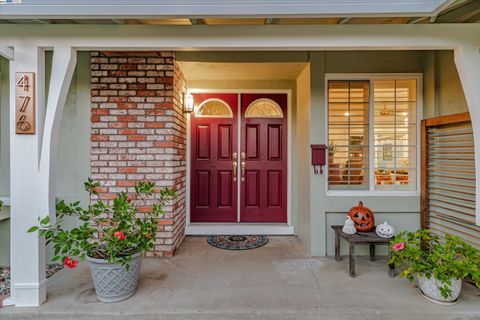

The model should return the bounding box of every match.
[207,235,269,250]
[0,264,64,297]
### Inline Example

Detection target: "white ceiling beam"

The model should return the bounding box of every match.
[0,45,14,60]
[0,0,451,18]
[1,24,479,51]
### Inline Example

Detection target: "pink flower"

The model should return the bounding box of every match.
[114,231,126,241]
[63,257,78,269]
[393,242,405,251]
[127,197,133,204]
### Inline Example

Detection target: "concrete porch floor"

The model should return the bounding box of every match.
[0,236,479,320]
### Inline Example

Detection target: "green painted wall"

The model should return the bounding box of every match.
[295,64,312,252]
[55,52,91,206]
[312,50,467,256]
[311,51,424,256]
[47,52,91,262]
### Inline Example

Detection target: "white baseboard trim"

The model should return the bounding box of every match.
[186,223,295,235]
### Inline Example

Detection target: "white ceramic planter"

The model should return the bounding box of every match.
[87,252,142,303]
[418,274,462,305]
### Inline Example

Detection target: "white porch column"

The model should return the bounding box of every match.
[10,46,77,306]
[9,46,47,306]
[454,45,480,226]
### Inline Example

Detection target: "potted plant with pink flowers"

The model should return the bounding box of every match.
[390,229,480,305]
[28,179,175,303]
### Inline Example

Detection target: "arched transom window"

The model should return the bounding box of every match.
[245,98,284,118]
[195,98,233,118]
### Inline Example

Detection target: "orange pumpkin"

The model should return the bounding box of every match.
[348,201,375,232]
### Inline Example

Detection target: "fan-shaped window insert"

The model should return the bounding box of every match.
[195,99,233,118]
[245,99,284,118]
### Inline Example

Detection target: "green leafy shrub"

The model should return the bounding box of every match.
[390,229,480,299]
[28,179,176,269]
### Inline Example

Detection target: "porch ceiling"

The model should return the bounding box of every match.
[177,62,308,81]
[0,0,479,25]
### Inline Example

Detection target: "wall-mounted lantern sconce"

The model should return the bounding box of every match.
[184,93,194,114]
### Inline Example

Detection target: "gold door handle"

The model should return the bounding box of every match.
[233,161,238,181]
[232,152,238,181]
[241,161,246,182]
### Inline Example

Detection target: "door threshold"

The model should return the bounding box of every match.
[185,223,294,235]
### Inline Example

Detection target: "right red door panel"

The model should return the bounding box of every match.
[240,94,288,222]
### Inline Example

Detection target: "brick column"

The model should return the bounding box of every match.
[90,51,186,257]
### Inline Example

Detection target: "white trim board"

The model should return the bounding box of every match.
[185,89,293,235]
[2,25,480,50]
[186,223,294,235]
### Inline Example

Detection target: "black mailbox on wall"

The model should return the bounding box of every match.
[311,144,327,174]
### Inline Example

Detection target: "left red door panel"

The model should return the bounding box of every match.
[190,93,238,222]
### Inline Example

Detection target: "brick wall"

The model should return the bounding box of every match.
[90,51,187,257]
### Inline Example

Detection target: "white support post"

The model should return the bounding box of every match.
[39,47,77,222]
[454,45,480,226]
[9,46,47,306]
[10,46,76,306]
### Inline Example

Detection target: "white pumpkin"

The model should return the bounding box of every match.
[376,221,395,238]
[342,216,357,235]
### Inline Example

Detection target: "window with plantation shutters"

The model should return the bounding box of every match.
[328,81,370,190]
[374,80,417,191]
[327,75,420,193]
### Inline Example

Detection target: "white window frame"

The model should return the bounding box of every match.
[325,73,423,197]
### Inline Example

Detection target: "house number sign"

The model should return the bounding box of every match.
[15,72,35,134]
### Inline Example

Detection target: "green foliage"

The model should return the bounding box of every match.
[390,229,480,299]
[28,178,176,269]
[0,200,3,212]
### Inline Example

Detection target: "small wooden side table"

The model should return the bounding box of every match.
[331,225,395,277]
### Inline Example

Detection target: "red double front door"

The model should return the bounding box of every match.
[190,93,288,223]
